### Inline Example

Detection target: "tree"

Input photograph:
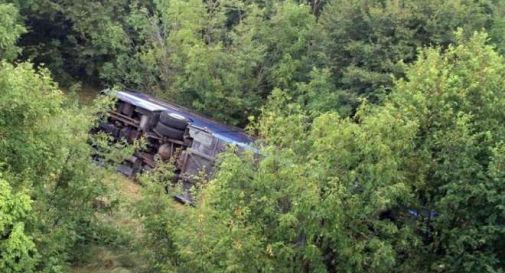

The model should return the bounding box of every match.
[12,0,139,84]
[385,31,505,272]
[139,32,505,273]
[0,175,38,273]
[8,0,328,125]
[0,61,111,272]
[149,0,266,125]
[0,3,25,61]
[319,0,504,113]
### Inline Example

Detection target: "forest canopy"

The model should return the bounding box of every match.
[6,0,505,125]
[0,0,504,273]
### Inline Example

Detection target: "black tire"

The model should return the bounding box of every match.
[99,122,120,137]
[154,122,185,139]
[119,127,130,140]
[159,111,189,130]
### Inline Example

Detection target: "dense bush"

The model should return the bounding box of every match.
[0,60,112,271]
[0,3,25,61]
[319,0,505,111]
[0,1,504,272]
[4,0,504,124]
[139,33,505,273]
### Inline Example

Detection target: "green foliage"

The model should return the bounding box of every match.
[319,0,504,111]
[9,0,505,124]
[0,176,38,273]
[1,1,505,272]
[294,68,349,117]
[16,0,137,84]
[10,0,327,125]
[0,61,112,272]
[136,161,181,273]
[117,0,323,125]
[0,3,25,61]
[260,1,323,91]
[152,0,265,125]
[489,1,505,55]
[139,33,505,273]
[386,32,505,272]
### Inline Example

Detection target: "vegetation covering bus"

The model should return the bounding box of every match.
[94,90,256,203]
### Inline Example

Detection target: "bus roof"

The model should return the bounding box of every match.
[116,91,255,148]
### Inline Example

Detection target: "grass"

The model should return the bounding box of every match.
[70,173,149,273]
[71,246,138,273]
[61,82,101,105]
[68,84,149,273]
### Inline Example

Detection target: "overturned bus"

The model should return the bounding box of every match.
[94,90,256,203]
